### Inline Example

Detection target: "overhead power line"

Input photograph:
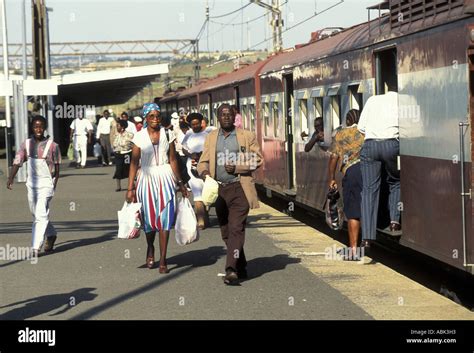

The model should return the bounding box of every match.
[209,2,251,19]
[249,0,344,50]
[209,0,288,27]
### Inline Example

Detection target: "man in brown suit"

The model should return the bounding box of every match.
[198,103,263,285]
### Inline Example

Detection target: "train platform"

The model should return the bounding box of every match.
[0,158,473,320]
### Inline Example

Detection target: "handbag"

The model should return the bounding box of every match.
[324,188,344,230]
[117,202,142,239]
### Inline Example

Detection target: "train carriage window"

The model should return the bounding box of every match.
[199,105,207,119]
[312,97,323,128]
[311,97,324,136]
[272,102,280,138]
[249,104,256,131]
[213,104,219,126]
[348,85,363,111]
[299,99,309,138]
[263,102,271,137]
[330,96,341,130]
[241,105,248,129]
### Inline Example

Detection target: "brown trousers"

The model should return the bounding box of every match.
[215,182,250,272]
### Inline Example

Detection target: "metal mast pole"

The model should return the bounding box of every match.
[250,0,283,53]
[1,0,12,176]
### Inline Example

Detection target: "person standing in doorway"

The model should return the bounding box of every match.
[358,88,401,249]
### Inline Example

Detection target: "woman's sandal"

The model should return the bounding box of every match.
[159,264,170,274]
[146,255,155,269]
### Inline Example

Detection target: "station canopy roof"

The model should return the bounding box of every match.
[53,64,168,107]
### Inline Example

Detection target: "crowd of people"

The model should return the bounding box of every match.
[7,101,260,285]
[6,91,400,282]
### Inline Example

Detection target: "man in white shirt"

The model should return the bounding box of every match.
[70,113,93,168]
[96,110,114,166]
[358,89,401,246]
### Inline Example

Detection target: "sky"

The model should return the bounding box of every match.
[2,0,382,53]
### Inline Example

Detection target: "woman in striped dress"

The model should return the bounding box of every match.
[126,103,188,274]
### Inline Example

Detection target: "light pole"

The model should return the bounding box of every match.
[250,0,283,53]
[45,5,54,139]
[1,0,12,177]
[14,0,28,182]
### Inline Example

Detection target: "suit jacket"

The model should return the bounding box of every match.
[197,128,263,209]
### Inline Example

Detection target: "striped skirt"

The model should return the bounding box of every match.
[136,164,176,233]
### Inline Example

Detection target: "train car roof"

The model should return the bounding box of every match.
[177,80,207,99]
[260,1,470,75]
[197,57,273,93]
[160,91,180,103]
[162,57,273,102]
[259,19,386,76]
[160,1,470,101]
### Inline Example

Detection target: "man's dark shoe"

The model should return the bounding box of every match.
[389,222,401,232]
[44,236,57,253]
[223,269,239,285]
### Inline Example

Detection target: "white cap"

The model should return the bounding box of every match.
[171,112,179,119]
[133,116,143,123]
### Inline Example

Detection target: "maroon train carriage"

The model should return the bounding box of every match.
[161,0,474,275]
[177,83,202,114]
[258,0,474,275]
[160,87,188,117]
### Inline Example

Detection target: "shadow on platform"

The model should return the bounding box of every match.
[0,288,98,320]
[0,220,118,235]
[241,254,301,283]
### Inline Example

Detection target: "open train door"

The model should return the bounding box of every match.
[283,73,296,196]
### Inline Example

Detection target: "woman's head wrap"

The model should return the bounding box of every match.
[142,103,160,118]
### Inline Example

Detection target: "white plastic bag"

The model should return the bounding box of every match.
[175,198,199,245]
[93,143,102,158]
[201,175,219,206]
[117,202,142,239]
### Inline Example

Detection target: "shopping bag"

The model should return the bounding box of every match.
[175,197,199,245]
[67,143,74,160]
[201,175,219,206]
[117,202,142,239]
[93,143,102,158]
